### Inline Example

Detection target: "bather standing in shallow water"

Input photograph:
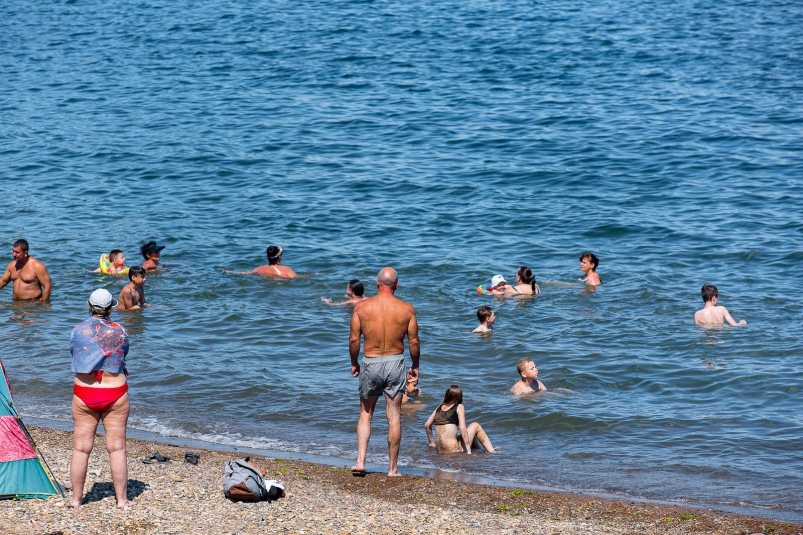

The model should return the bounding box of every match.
[424,385,494,454]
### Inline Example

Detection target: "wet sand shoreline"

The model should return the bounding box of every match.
[1,426,799,535]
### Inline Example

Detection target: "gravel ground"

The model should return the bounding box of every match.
[0,426,799,535]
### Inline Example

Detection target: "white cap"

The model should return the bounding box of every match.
[491,275,507,287]
[88,288,117,309]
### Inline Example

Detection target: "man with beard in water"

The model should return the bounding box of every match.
[349,267,420,477]
[0,239,52,301]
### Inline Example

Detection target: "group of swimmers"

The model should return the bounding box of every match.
[0,238,750,498]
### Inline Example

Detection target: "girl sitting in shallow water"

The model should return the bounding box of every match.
[424,385,495,454]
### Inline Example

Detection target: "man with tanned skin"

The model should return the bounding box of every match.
[0,239,52,301]
[349,267,420,477]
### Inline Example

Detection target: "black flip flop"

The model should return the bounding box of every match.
[152,451,170,463]
[350,468,367,477]
[184,452,200,465]
[141,456,154,464]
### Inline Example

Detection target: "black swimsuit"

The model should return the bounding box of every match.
[433,404,459,426]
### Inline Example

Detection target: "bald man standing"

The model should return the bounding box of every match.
[349,267,420,476]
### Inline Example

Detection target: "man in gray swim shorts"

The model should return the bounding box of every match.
[359,353,406,399]
[349,267,420,477]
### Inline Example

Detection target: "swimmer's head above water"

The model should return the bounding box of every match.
[516,266,536,291]
[579,251,599,271]
[348,279,364,298]
[701,284,718,303]
[266,245,283,265]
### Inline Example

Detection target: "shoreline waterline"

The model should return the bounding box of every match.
[26,418,803,523]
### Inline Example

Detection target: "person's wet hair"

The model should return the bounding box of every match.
[516,357,533,375]
[266,245,283,265]
[110,249,123,263]
[517,266,536,292]
[579,251,599,270]
[377,267,398,287]
[442,385,463,406]
[128,265,146,281]
[348,279,364,297]
[701,284,718,303]
[477,306,493,323]
[13,239,29,252]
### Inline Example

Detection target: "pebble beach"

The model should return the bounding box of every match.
[1,427,799,535]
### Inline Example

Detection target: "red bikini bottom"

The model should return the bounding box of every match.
[73,383,129,412]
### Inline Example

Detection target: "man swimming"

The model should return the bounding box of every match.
[349,267,420,477]
[0,239,52,301]
[251,246,297,278]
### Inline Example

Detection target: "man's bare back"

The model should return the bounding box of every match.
[352,295,418,357]
[349,267,420,477]
[0,242,52,301]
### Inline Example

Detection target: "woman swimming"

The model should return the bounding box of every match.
[424,385,494,454]
[578,251,601,286]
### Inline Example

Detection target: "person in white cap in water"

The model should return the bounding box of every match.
[68,288,136,509]
[489,274,515,296]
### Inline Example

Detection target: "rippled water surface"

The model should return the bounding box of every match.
[2,0,802,518]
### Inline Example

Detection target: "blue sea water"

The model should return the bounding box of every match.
[1,0,802,518]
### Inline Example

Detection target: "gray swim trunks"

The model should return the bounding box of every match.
[358,353,406,399]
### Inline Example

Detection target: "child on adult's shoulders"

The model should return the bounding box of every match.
[117,266,148,310]
[694,284,747,326]
[140,241,165,271]
[511,357,547,395]
[472,306,495,333]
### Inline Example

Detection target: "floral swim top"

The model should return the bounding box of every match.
[70,316,129,375]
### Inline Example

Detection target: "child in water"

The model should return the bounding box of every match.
[402,372,421,404]
[117,266,147,310]
[694,284,747,326]
[322,279,367,305]
[511,358,547,395]
[424,385,494,454]
[472,306,495,333]
[477,275,511,295]
[93,249,126,275]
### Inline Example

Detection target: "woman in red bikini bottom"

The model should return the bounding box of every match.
[68,288,135,509]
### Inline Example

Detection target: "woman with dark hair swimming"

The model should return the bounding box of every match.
[249,245,297,278]
[491,267,540,296]
[323,279,367,305]
[578,252,601,286]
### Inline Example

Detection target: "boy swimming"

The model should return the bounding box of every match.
[694,284,747,326]
[472,306,495,333]
[511,357,547,395]
[117,266,147,310]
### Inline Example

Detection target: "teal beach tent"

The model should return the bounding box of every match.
[0,359,61,500]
